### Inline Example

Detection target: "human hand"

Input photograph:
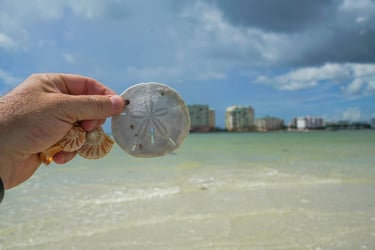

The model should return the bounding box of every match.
[0,73,125,189]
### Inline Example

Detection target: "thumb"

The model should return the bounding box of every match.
[61,94,125,121]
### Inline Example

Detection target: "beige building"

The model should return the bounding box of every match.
[256,116,284,131]
[225,106,254,132]
[188,105,215,132]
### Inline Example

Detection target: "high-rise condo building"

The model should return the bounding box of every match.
[188,104,215,132]
[225,105,255,132]
[255,116,284,131]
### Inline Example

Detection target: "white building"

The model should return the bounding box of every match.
[296,117,306,130]
[226,105,255,132]
[292,116,324,130]
[188,104,215,132]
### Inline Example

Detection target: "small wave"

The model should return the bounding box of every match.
[235,177,342,190]
[83,186,180,205]
[254,168,280,177]
[187,176,227,189]
[187,174,342,191]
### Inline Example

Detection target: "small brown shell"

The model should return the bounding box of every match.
[40,125,86,165]
[40,143,64,165]
[78,127,114,159]
[59,125,86,152]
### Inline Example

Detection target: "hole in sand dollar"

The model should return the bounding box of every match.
[125,99,130,105]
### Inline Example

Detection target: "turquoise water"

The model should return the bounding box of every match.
[1,131,375,249]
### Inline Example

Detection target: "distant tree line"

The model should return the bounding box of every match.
[325,121,372,130]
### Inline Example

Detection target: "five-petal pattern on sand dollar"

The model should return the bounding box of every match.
[127,97,168,144]
[112,82,190,157]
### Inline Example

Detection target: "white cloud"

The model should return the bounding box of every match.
[0,1,63,30]
[63,53,75,64]
[343,64,375,96]
[0,33,15,49]
[339,0,375,12]
[356,16,368,24]
[0,70,19,85]
[125,66,182,81]
[125,64,226,82]
[351,63,375,77]
[0,69,21,94]
[178,1,296,67]
[68,0,117,19]
[0,0,125,28]
[342,107,362,121]
[256,63,375,95]
[345,78,364,95]
[0,0,116,51]
[0,0,374,91]
[367,79,375,92]
[256,63,349,91]
[198,71,226,80]
[0,0,102,24]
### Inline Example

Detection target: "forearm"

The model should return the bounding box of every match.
[0,97,13,190]
[0,94,34,190]
[0,95,19,188]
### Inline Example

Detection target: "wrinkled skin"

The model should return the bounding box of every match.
[0,73,125,189]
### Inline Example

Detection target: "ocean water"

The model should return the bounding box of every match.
[1,131,375,250]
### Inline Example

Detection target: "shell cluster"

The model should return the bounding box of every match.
[40,124,114,165]
[41,83,189,163]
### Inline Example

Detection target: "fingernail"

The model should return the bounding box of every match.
[110,95,124,112]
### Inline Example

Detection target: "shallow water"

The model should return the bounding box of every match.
[1,131,375,249]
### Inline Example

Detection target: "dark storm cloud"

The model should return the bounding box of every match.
[212,0,337,33]
[208,0,375,66]
[303,28,375,65]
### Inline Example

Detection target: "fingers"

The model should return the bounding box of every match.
[59,94,125,122]
[51,73,117,96]
[29,73,126,122]
[53,151,77,164]
[80,119,105,131]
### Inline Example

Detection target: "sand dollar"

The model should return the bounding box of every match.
[111,82,190,157]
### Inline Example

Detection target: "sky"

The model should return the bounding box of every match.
[0,0,375,128]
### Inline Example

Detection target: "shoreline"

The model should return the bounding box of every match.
[189,128,375,134]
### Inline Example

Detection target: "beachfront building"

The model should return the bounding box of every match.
[225,105,255,132]
[296,117,306,130]
[256,116,284,131]
[209,109,215,130]
[188,104,215,132]
[290,116,324,130]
